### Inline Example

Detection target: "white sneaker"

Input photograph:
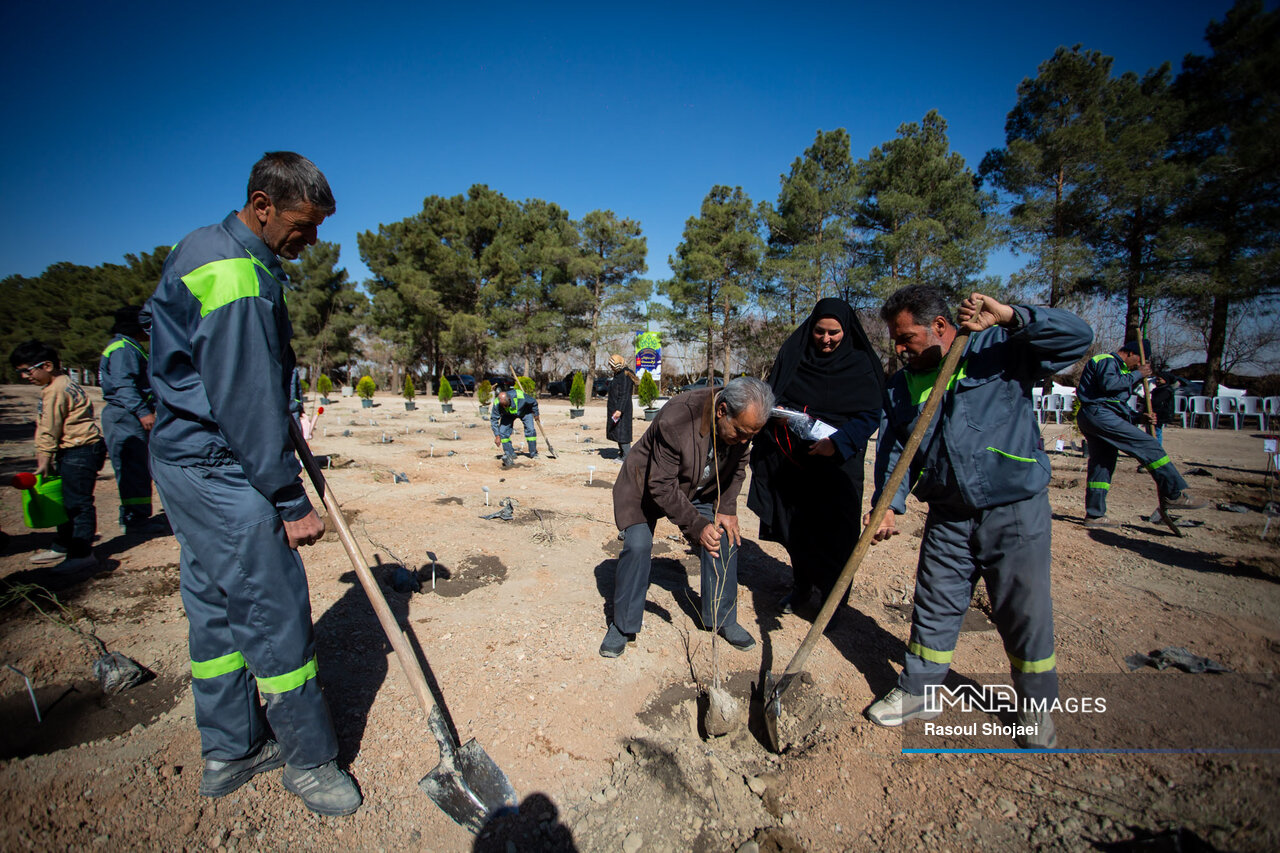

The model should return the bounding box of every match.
[29,548,66,564]
[1015,707,1057,748]
[867,687,941,727]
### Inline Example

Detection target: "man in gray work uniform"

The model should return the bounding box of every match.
[865,285,1092,749]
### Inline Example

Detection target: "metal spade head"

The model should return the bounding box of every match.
[419,738,520,833]
[762,671,796,754]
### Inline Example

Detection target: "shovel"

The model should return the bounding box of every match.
[533,415,558,459]
[763,332,970,753]
[290,420,518,832]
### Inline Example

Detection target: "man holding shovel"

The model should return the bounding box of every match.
[865,286,1092,749]
[144,152,359,815]
[490,386,540,468]
[1076,339,1206,527]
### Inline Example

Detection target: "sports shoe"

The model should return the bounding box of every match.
[717,622,756,652]
[124,517,170,535]
[1083,516,1117,529]
[528,452,539,459]
[599,623,630,658]
[866,687,942,727]
[282,761,362,816]
[29,548,67,564]
[1162,492,1208,510]
[199,740,285,798]
[1015,707,1058,749]
[501,457,514,469]
[49,555,101,575]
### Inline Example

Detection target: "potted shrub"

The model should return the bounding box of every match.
[476,379,493,417]
[517,376,537,397]
[317,373,333,405]
[438,375,454,413]
[638,370,660,420]
[403,374,417,411]
[569,372,586,418]
[356,375,376,408]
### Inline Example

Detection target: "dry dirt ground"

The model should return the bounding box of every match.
[1,383,1278,852]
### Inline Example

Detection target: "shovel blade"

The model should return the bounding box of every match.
[763,671,799,754]
[419,738,519,834]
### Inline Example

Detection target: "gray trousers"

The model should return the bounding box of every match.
[1078,405,1188,518]
[102,404,152,524]
[900,491,1058,702]
[152,456,338,767]
[612,501,738,634]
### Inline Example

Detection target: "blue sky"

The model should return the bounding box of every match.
[0,1,1236,289]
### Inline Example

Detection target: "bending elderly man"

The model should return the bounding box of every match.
[601,377,773,658]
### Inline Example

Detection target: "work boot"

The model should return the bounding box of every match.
[29,548,67,564]
[282,761,362,816]
[502,456,514,470]
[50,554,101,575]
[717,622,756,651]
[866,687,942,727]
[1015,707,1058,749]
[1083,515,1117,529]
[599,623,631,658]
[199,740,285,798]
[1162,491,1208,510]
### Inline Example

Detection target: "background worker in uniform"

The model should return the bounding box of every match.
[98,305,161,533]
[605,354,636,461]
[864,286,1093,749]
[490,385,540,468]
[1076,340,1206,528]
[144,152,359,816]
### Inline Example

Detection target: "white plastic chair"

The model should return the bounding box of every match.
[1032,393,1044,425]
[1238,396,1266,430]
[1043,394,1065,425]
[1213,396,1240,430]
[1188,396,1214,429]
[1264,397,1280,431]
[1174,395,1189,428]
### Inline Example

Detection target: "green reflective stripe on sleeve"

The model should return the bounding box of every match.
[1091,353,1114,362]
[191,651,246,679]
[181,257,262,317]
[907,641,954,665]
[121,497,152,505]
[1087,481,1111,490]
[1146,456,1171,471]
[1007,652,1057,674]
[986,447,1035,463]
[102,340,126,358]
[256,657,319,694]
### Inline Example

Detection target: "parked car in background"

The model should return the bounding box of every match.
[547,372,583,397]
[593,375,612,397]
[484,373,517,392]
[432,374,476,395]
[677,376,724,394]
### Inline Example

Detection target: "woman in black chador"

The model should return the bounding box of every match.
[605,353,636,460]
[748,298,884,615]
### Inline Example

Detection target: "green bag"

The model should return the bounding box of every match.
[21,474,69,529]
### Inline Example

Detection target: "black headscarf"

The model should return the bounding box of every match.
[765,297,883,427]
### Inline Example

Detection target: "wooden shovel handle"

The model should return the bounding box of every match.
[777,332,971,681]
[289,419,444,720]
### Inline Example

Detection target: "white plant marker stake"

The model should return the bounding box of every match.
[587,465,596,485]
[482,485,490,506]
[430,443,435,457]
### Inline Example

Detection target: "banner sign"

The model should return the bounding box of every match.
[635,331,661,383]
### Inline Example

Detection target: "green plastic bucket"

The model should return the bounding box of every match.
[21,474,68,528]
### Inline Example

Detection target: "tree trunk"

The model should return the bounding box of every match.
[1204,293,1229,398]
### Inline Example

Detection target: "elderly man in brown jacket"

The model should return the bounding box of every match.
[601,376,774,658]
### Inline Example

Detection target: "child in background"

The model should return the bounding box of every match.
[9,340,107,573]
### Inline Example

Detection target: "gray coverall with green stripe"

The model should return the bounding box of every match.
[144,212,338,769]
[98,334,155,525]
[1076,352,1189,519]
[872,305,1093,703]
